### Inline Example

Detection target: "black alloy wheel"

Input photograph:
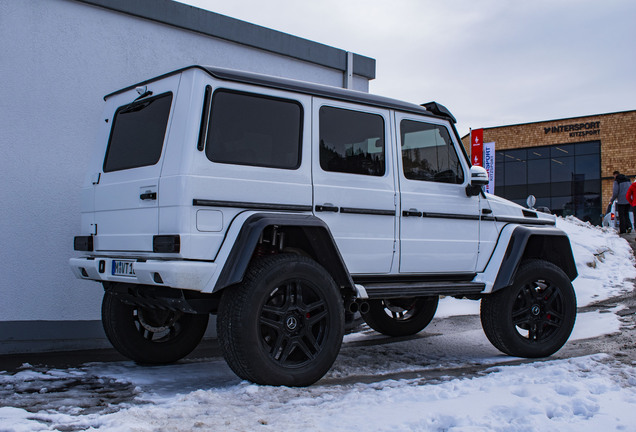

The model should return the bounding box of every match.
[362,296,438,337]
[481,259,577,358]
[512,280,565,342]
[259,279,330,368]
[217,254,344,386]
[101,287,209,364]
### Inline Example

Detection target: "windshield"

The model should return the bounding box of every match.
[103,92,173,173]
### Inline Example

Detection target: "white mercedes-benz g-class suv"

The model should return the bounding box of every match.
[70,66,577,386]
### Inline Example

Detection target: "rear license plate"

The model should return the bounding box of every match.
[112,260,135,277]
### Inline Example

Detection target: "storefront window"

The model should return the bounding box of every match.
[494,141,601,224]
[576,154,601,179]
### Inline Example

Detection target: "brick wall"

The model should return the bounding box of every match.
[461,110,636,207]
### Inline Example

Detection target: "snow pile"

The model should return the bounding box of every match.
[558,216,636,306]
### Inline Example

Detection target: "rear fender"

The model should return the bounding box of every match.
[212,213,353,293]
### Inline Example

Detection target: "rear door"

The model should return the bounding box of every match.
[312,99,397,274]
[93,75,180,253]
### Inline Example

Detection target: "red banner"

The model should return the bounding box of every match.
[471,129,483,166]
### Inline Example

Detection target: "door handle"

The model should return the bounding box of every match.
[315,204,339,212]
[140,192,157,200]
[402,209,422,217]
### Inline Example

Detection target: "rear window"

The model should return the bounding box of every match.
[205,90,302,169]
[103,92,173,173]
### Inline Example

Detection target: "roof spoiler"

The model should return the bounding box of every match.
[420,101,456,124]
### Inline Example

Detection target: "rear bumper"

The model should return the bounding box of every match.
[69,257,217,292]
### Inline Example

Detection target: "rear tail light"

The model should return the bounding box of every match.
[611,213,615,221]
[74,236,93,251]
[153,235,180,253]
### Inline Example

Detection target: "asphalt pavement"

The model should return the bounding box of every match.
[0,337,222,372]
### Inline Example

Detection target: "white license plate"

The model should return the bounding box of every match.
[112,260,135,277]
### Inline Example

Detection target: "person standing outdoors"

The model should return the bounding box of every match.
[626,177,636,231]
[611,170,632,234]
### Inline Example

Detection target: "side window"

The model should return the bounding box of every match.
[206,90,302,169]
[319,106,385,176]
[400,120,464,184]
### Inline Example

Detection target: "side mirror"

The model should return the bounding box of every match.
[466,165,488,196]
[470,165,489,186]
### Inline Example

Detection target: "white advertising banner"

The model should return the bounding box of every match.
[483,142,495,194]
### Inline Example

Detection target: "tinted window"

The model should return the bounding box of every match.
[527,182,550,198]
[527,159,549,184]
[505,160,527,185]
[551,144,574,157]
[319,106,385,176]
[400,120,464,184]
[550,156,574,182]
[206,90,302,169]
[527,159,550,198]
[575,154,600,179]
[506,184,529,200]
[504,149,527,161]
[576,141,600,155]
[527,146,549,159]
[495,158,505,192]
[103,93,173,173]
[496,141,601,224]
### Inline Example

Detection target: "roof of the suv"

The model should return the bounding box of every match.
[105,65,456,122]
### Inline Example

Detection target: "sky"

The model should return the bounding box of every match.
[176,0,636,137]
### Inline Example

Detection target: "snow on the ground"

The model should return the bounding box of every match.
[2,354,635,432]
[559,216,636,305]
[94,355,636,432]
[1,216,635,432]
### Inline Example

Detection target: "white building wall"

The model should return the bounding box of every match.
[0,0,372,353]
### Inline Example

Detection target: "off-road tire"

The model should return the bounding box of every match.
[480,259,576,358]
[362,296,438,337]
[102,289,209,364]
[217,254,344,387]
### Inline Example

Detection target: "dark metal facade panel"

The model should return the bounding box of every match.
[72,0,376,79]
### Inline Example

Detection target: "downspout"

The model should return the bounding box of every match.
[344,51,354,89]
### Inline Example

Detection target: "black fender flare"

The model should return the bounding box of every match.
[492,225,578,292]
[214,213,354,292]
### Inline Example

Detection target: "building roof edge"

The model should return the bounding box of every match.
[72,0,376,79]
[462,109,636,139]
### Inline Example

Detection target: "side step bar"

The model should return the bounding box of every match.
[360,281,486,299]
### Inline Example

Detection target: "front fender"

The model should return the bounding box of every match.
[475,225,577,293]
